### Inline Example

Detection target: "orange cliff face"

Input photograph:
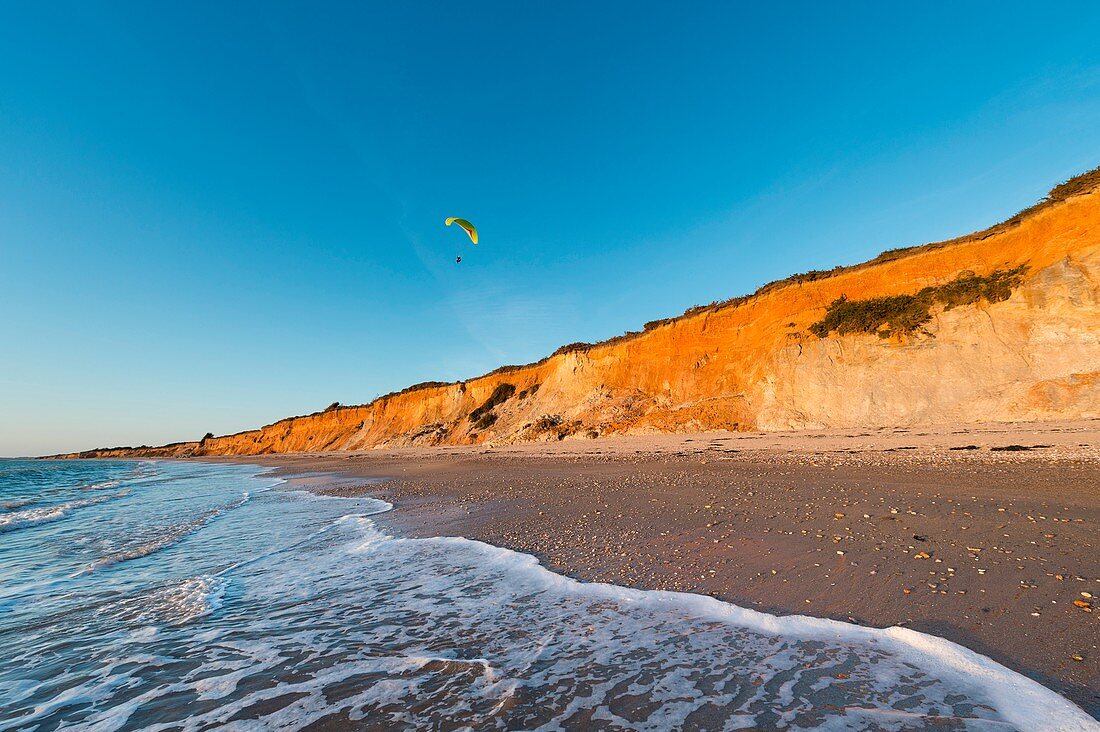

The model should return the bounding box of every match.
[59,171,1100,459]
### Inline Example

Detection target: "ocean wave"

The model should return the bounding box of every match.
[209,500,393,579]
[80,479,120,491]
[387,534,1095,731]
[0,490,130,534]
[154,574,228,625]
[81,495,250,574]
[104,575,228,627]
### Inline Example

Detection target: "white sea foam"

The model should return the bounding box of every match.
[8,506,1094,732]
[285,486,392,508]
[2,464,1094,732]
[81,479,121,491]
[103,575,229,628]
[160,574,228,623]
[0,490,129,533]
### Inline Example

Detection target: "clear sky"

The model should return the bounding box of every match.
[3,2,1100,456]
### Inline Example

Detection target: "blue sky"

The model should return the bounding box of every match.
[3,2,1100,456]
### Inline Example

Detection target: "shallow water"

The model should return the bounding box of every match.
[0,459,1094,731]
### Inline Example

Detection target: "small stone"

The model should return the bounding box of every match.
[1082,592,1094,599]
[913,551,931,560]
[1072,599,1091,609]
[1071,654,1085,663]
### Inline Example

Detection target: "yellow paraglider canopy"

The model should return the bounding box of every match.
[445,217,478,244]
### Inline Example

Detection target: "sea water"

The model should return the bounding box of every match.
[0,459,1094,731]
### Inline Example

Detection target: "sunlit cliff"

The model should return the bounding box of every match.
[59,168,1100,458]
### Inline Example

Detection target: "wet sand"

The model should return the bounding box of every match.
[224,420,1100,718]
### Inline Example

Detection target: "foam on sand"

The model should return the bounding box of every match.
[2,459,1094,732]
[6,504,1093,731]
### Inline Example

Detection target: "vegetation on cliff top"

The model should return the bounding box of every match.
[808,265,1028,339]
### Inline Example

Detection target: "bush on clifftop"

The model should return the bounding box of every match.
[809,265,1027,339]
[468,383,516,426]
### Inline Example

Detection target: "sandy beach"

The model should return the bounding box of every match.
[220,419,1100,719]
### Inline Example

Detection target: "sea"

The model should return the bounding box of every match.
[0,459,1095,731]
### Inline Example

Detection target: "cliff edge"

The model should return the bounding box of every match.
[59,168,1100,458]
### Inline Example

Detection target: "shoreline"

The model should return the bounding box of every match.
[218,420,1098,717]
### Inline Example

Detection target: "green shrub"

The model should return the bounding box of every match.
[468,383,516,425]
[809,266,1027,338]
[551,342,594,357]
[808,294,932,339]
[932,266,1025,310]
[472,412,498,430]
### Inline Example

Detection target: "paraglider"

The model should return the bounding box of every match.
[447,217,477,264]
[445,217,478,244]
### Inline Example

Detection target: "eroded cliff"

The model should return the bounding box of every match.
[61,169,1100,458]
